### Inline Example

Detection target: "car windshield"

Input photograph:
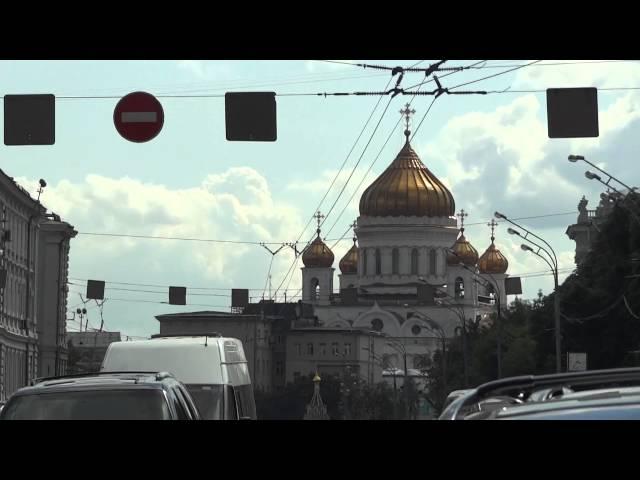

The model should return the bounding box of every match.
[0,389,171,420]
[185,384,224,420]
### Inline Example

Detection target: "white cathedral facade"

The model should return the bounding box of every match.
[297,109,512,372]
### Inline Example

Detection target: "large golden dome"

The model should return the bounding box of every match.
[478,240,509,274]
[447,230,479,266]
[339,240,358,274]
[302,230,335,268]
[359,139,455,217]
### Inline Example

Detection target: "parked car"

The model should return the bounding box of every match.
[440,368,640,420]
[101,333,256,420]
[0,371,200,420]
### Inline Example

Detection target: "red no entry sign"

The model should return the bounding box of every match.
[114,91,164,142]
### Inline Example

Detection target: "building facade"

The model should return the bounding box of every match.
[285,328,386,384]
[67,331,121,374]
[566,194,618,265]
[0,170,76,401]
[296,121,513,374]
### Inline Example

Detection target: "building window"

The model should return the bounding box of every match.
[363,249,368,275]
[411,249,419,275]
[311,278,320,301]
[412,325,422,336]
[375,248,381,275]
[295,343,301,356]
[344,343,352,356]
[455,277,465,299]
[429,249,437,275]
[307,343,314,355]
[293,371,301,380]
[320,343,327,356]
[276,361,283,375]
[332,342,339,356]
[371,318,384,331]
[392,248,399,274]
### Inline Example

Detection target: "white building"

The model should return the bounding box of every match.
[296,117,512,375]
[0,170,76,401]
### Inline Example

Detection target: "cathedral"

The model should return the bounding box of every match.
[297,106,512,371]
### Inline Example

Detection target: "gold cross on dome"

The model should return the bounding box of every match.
[456,209,468,229]
[487,219,498,239]
[400,103,416,131]
[314,210,325,230]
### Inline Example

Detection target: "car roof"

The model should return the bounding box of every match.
[494,386,640,419]
[14,372,177,396]
[440,368,640,420]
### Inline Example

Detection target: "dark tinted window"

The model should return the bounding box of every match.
[234,384,257,419]
[1,389,171,420]
[185,385,224,420]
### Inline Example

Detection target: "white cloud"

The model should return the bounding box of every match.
[514,61,640,91]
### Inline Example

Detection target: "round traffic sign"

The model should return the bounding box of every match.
[113,91,164,143]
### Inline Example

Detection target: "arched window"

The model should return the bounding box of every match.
[392,248,399,274]
[429,249,437,275]
[363,249,368,275]
[455,277,465,299]
[307,343,314,355]
[375,248,381,275]
[371,318,384,331]
[411,249,419,275]
[311,278,320,301]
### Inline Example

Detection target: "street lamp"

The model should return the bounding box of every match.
[569,154,636,192]
[409,312,448,400]
[496,210,562,373]
[447,247,504,379]
[386,339,410,419]
[435,298,470,387]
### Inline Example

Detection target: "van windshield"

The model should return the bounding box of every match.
[186,385,224,420]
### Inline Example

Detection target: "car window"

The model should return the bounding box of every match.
[177,385,199,419]
[1,389,171,420]
[169,388,190,420]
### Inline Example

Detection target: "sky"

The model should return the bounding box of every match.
[1,59,639,339]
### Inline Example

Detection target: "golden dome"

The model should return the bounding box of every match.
[339,239,358,274]
[302,231,335,268]
[313,373,321,382]
[359,139,455,217]
[478,239,509,274]
[447,230,479,266]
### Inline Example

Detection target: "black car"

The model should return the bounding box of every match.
[440,367,640,420]
[0,371,201,420]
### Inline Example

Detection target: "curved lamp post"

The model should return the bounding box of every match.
[497,211,562,373]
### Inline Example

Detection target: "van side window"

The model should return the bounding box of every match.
[225,385,238,419]
[234,384,257,419]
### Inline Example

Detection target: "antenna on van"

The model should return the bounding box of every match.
[205,335,209,347]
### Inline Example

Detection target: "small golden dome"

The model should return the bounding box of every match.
[359,140,455,218]
[313,373,321,382]
[302,231,335,268]
[447,230,479,266]
[478,240,509,274]
[339,239,358,274]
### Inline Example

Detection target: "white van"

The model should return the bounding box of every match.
[100,335,256,420]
